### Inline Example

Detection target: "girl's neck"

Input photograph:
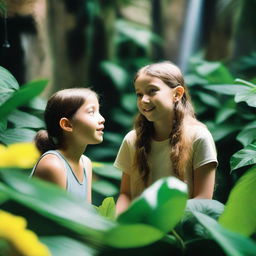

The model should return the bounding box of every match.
[153,121,173,141]
[58,145,86,163]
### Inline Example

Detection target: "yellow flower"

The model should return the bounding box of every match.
[0,143,40,168]
[0,210,51,256]
[92,162,104,168]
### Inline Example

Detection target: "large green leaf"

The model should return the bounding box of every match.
[0,128,37,144]
[202,84,248,95]
[218,166,256,236]
[235,87,256,108]
[197,91,221,108]
[176,199,224,241]
[0,119,7,133]
[236,120,256,146]
[41,236,98,256]
[193,212,256,256]
[93,162,121,180]
[116,19,162,49]
[0,79,48,120]
[195,62,234,84]
[0,170,115,240]
[230,143,256,171]
[0,66,19,105]
[103,224,164,248]
[101,61,128,92]
[7,109,45,129]
[118,177,188,233]
[206,122,240,141]
[215,99,236,124]
[92,180,118,196]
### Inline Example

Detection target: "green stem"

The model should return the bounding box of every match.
[171,229,185,250]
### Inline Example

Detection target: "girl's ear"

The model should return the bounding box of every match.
[59,117,73,132]
[173,86,184,102]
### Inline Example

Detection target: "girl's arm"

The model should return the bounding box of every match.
[33,154,66,188]
[193,162,216,199]
[116,172,131,216]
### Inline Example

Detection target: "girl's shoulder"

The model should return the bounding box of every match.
[185,119,213,141]
[33,153,66,187]
[81,155,92,169]
[123,130,137,144]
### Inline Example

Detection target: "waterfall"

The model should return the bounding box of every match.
[179,0,204,73]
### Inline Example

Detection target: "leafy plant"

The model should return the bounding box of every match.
[0,67,48,145]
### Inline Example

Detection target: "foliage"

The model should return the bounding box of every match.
[0,169,255,256]
[0,67,48,145]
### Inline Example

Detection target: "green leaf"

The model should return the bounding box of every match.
[186,199,224,219]
[93,162,121,180]
[103,224,164,248]
[93,180,118,196]
[197,91,221,108]
[176,199,225,241]
[26,97,47,111]
[0,118,7,133]
[215,99,236,124]
[215,108,236,124]
[101,61,128,91]
[116,19,162,48]
[97,197,116,220]
[41,236,98,256]
[236,120,256,146]
[112,108,133,128]
[219,166,256,236]
[193,212,256,256]
[118,177,188,233]
[121,93,137,114]
[195,62,234,84]
[102,132,123,146]
[0,170,115,239]
[230,143,256,171]
[0,128,36,144]
[202,84,249,95]
[7,109,45,129]
[0,79,48,120]
[234,87,256,107]
[0,66,19,105]
[207,123,240,141]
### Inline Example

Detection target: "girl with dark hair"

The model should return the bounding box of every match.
[30,88,105,203]
[114,61,218,214]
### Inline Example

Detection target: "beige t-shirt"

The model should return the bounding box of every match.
[114,124,218,199]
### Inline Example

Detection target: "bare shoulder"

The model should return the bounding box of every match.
[33,154,66,188]
[82,155,92,170]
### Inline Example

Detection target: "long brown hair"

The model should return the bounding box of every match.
[35,88,97,154]
[134,61,198,185]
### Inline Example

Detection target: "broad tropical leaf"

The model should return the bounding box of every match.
[230,143,256,171]
[118,177,188,233]
[193,212,256,256]
[219,166,256,236]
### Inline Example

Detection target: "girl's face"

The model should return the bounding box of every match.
[70,94,105,145]
[135,74,176,123]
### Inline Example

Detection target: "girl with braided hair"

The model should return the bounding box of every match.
[114,61,218,214]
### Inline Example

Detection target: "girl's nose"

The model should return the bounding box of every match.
[99,114,105,124]
[141,95,150,103]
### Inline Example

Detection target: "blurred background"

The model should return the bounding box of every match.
[0,0,256,205]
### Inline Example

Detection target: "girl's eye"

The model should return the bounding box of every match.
[88,110,95,115]
[136,93,142,98]
[149,88,157,94]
